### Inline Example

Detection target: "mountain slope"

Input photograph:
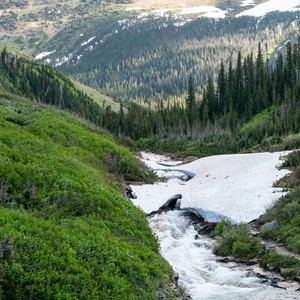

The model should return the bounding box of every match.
[0,52,180,299]
[35,11,300,102]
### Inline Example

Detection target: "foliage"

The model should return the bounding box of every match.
[259,151,300,255]
[0,93,177,299]
[281,150,300,168]
[214,220,230,236]
[214,224,262,259]
[260,249,300,279]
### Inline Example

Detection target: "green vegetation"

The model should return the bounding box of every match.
[73,80,120,112]
[260,250,300,279]
[212,149,300,278]
[258,151,300,255]
[0,58,179,298]
[240,107,275,133]
[214,223,262,259]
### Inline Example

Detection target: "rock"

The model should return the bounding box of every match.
[124,186,137,199]
[271,278,286,290]
[260,220,278,235]
[182,156,197,164]
[180,208,205,224]
[216,257,236,263]
[195,222,217,236]
[147,194,182,217]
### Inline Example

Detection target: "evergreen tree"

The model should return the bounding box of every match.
[186,73,196,126]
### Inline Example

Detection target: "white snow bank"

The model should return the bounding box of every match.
[35,50,56,60]
[131,151,291,223]
[179,6,227,18]
[237,0,300,17]
[148,6,227,18]
[125,7,143,11]
[81,36,96,47]
[240,0,255,7]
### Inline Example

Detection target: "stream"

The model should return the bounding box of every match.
[131,152,300,299]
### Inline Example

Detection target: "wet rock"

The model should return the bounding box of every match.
[124,186,137,199]
[181,208,205,224]
[216,257,236,263]
[147,194,182,217]
[195,222,217,236]
[271,278,287,289]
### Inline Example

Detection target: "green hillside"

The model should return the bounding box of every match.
[73,80,120,112]
[0,51,180,298]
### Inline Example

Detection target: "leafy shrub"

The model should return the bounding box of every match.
[215,224,262,259]
[281,150,300,168]
[260,249,300,279]
[214,220,229,236]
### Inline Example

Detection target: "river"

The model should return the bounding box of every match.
[131,152,300,299]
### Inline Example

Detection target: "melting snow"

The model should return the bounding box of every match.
[81,36,96,47]
[240,0,255,6]
[131,151,291,223]
[35,50,56,60]
[147,6,227,18]
[237,0,300,17]
[125,7,143,11]
[179,6,227,18]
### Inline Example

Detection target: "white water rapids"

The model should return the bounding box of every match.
[131,152,300,299]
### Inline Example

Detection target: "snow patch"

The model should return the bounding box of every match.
[179,6,227,18]
[35,50,56,60]
[240,0,255,7]
[148,6,227,19]
[81,36,96,47]
[237,0,300,17]
[125,7,143,11]
[54,53,74,67]
[131,151,291,223]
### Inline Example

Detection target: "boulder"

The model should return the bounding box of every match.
[260,220,278,235]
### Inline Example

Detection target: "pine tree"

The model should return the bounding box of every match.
[186,73,196,126]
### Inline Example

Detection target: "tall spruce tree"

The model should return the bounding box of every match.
[186,73,196,126]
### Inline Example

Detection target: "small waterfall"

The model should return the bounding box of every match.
[132,152,298,299]
[149,210,299,300]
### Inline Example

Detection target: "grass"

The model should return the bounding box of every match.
[240,107,275,133]
[73,80,120,112]
[0,93,177,299]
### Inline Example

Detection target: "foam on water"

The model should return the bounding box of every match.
[149,211,299,300]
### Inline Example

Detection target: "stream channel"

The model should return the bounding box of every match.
[130,152,300,300]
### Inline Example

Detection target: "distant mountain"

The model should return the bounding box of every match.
[2,0,300,103]
[36,11,300,102]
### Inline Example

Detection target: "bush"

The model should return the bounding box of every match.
[260,249,300,279]
[214,220,229,236]
[215,224,262,259]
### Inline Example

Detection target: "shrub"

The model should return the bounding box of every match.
[215,224,262,259]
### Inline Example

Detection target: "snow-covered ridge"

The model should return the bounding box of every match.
[237,0,300,17]
[131,151,291,223]
[240,0,255,7]
[35,50,56,60]
[81,36,96,47]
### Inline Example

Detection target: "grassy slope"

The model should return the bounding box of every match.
[0,92,177,299]
[73,80,120,112]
